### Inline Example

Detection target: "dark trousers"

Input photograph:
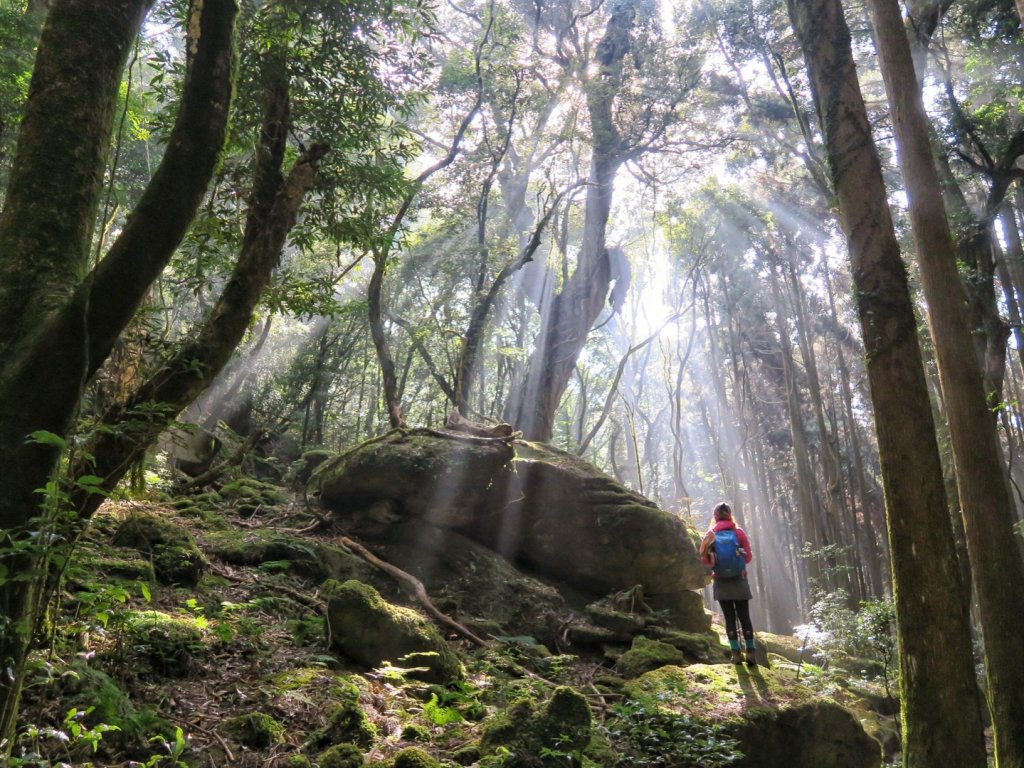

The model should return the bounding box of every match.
[720,599,754,648]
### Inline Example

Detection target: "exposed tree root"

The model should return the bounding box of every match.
[337,535,489,648]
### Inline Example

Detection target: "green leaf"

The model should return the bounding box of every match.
[25,430,67,449]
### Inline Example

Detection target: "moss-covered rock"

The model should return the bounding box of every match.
[318,743,364,768]
[400,723,431,741]
[392,747,442,768]
[310,701,376,750]
[311,431,708,632]
[287,448,335,487]
[451,744,481,765]
[758,631,824,666]
[123,610,206,676]
[642,628,717,662]
[224,712,285,748]
[323,579,463,684]
[283,757,312,768]
[480,687,593,767]
[205,530,378,584]
[625,664,881,768]
[112,512,207,586]
[340,519,571,649]
[584,601,647,635]
[614,636,686,679]
[217,476,288,517]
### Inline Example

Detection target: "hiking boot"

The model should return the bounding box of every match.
[745,650,757,666]
[730,650,743,664]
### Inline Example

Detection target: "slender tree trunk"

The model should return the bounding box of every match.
[867,0,1024,762]
[768,258,826,587]
[68,68,326,521]
[786,0,989,763]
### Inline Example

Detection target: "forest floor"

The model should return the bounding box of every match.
[11,470,897,768]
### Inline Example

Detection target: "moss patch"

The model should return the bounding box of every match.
[393,746,442,768]
[318,743,364,768]
[224,711,285,748]
[123,610,206,676]
[310,701,376,750]
[480,687,593,767]
[112,512,207,586]
[614,636,686,679]
[624,664,880,768]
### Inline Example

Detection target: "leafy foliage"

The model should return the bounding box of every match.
[602,696,743,768]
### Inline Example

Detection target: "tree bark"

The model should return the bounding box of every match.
[0,0,235,752]
[866,0,1024,763]
[786,0,989,764]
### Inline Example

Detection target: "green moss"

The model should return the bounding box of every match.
[393,747,442,768]
[124,610,206,676]
[480,697,535,749]
[644,628,717,661]
[537,687,591,748]
[111,512,207,586]
[224,712,285,748]
[311,702,376,750]
[283,757,312,768]
[480,689,593,767]
[324,580,464,684]
[272,668,360,700]
[614,636,686,679]
[70,546,155,583]
[400,723,431,741]
[452,744,481,765]
[318,743,364,768]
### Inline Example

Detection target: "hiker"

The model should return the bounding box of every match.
[700,501,757,665]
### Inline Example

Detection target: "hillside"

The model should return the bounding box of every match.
[12,447,895,768]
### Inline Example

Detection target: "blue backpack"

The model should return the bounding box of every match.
[712,529,744,579]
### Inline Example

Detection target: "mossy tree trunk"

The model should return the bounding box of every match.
[786,0,989,764]
[866,0,1024,763]
[68,61,328,522]
[0,0,236,753]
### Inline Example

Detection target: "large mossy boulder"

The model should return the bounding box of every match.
[323,579,463,684]
[311,430,707,627]
[627,664,881,768]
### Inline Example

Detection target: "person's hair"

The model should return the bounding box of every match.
[713,502,732,520]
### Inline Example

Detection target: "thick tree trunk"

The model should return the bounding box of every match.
[0,0,235,752]
[866,0,1024,763]
[503,3,635,441]
[0,0,143,744]
[786,0,989,764]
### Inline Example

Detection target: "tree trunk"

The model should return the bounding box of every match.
[866,0,1024,762]
[70,75,328,522]
[786,0,989,764]
[0,0,235,751]
[502,3,635,440]
[768,258,826,588]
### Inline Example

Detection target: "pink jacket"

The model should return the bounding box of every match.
[700,519,753,576]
